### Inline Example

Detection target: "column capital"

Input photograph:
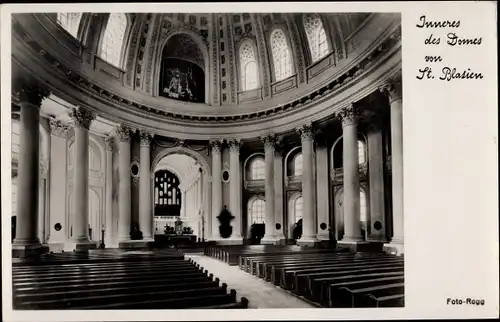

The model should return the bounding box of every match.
[261,133,277,149]
[336,104,362,127]
[116,124,133,142]
[227,139,242,153]
[139,131,154,147]
[49,117,70,139]
[70,107,96,130]
[379,78,402,103]
[105,135,115,151]
[12,80,51,107]
[296,123,315,142]
[209,139,223,153]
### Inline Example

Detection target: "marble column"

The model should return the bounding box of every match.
[274,148,285,243]
[316,144,330,240]
[197,168,203,214]
[337,105,364,247]
[198,168,204,241]
[228,139,243,243]
[68,107,97,250]
[209,139,223,240]
[367,119,387,242]
[181,190,187,217]
[104,136,114,247]
[381,79,404,254]
[47,118,70,249]
[261,134,278,244]
[139,131,153,241]
[12,83,50,256]
[296,124,317,246]
[116,125,132,244]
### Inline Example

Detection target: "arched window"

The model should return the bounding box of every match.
[100,13,128,67]
[56,13,82,39]
[270,29,293,81]
[294,196,303,223]
[250,199,265,224]
[250,158,265,180]
[358,140,366,164]
[293,153,303,176]
[303,13,331,63]
[239,41,259,91]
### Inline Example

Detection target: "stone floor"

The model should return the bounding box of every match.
[186,254,317,309]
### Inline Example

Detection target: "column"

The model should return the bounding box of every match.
[197,169,203,214]
[367,119,387,242]
[209,139,223,240]
[104,136,114,246]
[69,107,97,250]
[296,124,317,246]
[116,125,132,243]
[381,79,404,254]
[139,131,153,241]
[274,148,285,243]
[198,168,204,241]
[181,190,187,217]
[316,144,330,240]
[337,105,364,246]
[47,118,70,248]
[261,134,277,244]
[12,83,50,256]
[228,139,243,242]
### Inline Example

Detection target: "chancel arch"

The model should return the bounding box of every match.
[155,30,209,103]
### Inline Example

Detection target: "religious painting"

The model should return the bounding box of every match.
[159,58,205,103]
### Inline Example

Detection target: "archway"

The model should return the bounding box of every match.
[151,146,211,241]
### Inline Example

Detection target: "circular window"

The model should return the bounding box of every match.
[131,164,139,176]
[275,223,281,230]
[320,223,327,230]
[373,221,382,231]
[54,223,62,231]
[222,170,230,183]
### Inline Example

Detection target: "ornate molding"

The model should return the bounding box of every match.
[209,139,223,153]
[49,117,70,138]
[12,79,50,107]
[261,133,277,149]
[296,123,315,142]
[139,131,153,147]
[379,76,402,103]
[70,107,95,130]
[336,105,362,127]
[105,135,115,151]
[116,124,133,142]
[228,138,242,153]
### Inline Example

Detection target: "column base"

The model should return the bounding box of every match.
[296,237,319,247]
[317,233,330,241]
[65,239,98,251]
[338,240,378,253]
[211,238,244,245]
[47,241,66,252]
[383,239,404,255]
[119,239,154,249]
[260,236,280,245]
[12,241,48,258]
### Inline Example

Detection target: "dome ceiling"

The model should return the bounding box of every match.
[162,34,205,69]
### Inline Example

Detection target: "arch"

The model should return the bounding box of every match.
[247,195,265,224]
[249,158,265,180]
[284,146,301,177]
[56,12,83,39]
[243,152,265,181]
[67,135,106,172]
[237,38,260,91]
[303,13,332,63]
[330,133,368,170]
[154,29,210,104]
[88,187,101,241]
[332,186,369,241]
[287,191,302,238]
[269,27,294,82]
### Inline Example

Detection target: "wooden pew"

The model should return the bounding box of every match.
[337,282,404,308]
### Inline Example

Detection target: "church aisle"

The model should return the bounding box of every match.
[186,254,316,309]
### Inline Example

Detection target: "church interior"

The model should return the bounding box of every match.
[9,11,403,309]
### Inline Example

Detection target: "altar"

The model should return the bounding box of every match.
[154,217,197,248]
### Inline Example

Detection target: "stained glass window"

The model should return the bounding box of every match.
[100,13,128,67]
[358,140,366,164]
[270,29,292,81]
[294,196,303,223]
[303,13,331,62]
[250,199,265,224]
[293,153,303,176]
[239,41,259,90]
[56,13,82,39]
[250,158,265,180]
